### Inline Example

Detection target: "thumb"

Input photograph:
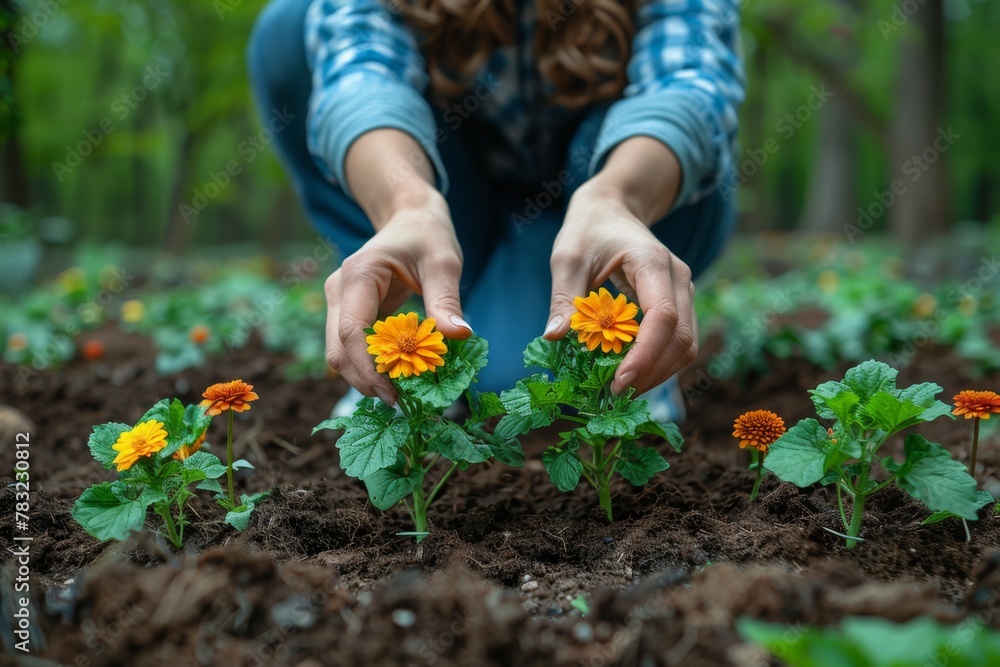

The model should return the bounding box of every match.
[544,259,589,341]
[419,255,472,339]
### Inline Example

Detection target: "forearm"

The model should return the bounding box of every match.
[574,136,683,227]
[344,129,447,231]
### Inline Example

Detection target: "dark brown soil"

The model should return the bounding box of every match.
[2,328,999,666]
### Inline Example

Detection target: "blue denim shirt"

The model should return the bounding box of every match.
[305,0,744,211]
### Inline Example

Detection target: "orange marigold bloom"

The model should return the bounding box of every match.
[112,420,169,471]
[365,312,448,379]
[6,332,28,352]
[733,410,786,453]
[201,379,259,416]
[173,432,206,461]
[570,287,640,354]
[82,339,105,361]
[952,390,1000,420]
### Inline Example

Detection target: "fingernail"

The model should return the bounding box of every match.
[544,315,564,336]
[375,388,395,407]
[616,370,637,392]
[449,315,473,331]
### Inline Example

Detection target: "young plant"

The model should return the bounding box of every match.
[732,410,786,502]
[72,398,226,547]
[313,312,523,541]
[199,379,267,529]
[492,288,683,522]
[764,360,993,548]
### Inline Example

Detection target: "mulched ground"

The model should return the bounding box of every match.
[1,327,998,666]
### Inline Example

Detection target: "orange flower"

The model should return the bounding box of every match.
[112,420,169,471]
[189,324,210,345]
[173,432,206,461]
[365,312,447,378]
[733,410,786,453]
[570,287,640,354]
[82,339,105,361]
[6,333,28,352]
[201,380,259,416]
[952,390,1000,420]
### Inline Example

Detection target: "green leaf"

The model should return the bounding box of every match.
[809,382,860,423]
[894,382,953,425]
[923,491,994,525]
[499,376,548,416]
[88,423,131,469]
[232,459,254,470]
[636,420,684,453]
[617,445,669,486]
[395,335,488,411]
[197,478,224,494]
[861,391,925,434]
[363,458,422,510]
[764,419,830,487]
[72,481,157,541]
[527,377,576,407]
[139,398,188,458]
[427,421,493,464]
[842,360,897,402]
[225,504,254,531]
[182,403,213,443]
[494,407,558,440]
[580,354,623,392]
[486,437,525,468]
[523,335,560,370]
[890,434,988,520]
[182,451,227,480]
[739,616,1000,667]
[587,396,650,438]
[542,443,583,492]
[324,399,411,480]
[470,392,506,422]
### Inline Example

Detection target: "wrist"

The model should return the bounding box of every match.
[374,180,448,232]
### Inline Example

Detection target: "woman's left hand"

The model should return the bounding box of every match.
[544,184,698,397]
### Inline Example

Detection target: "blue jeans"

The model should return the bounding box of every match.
[247,0,736,394]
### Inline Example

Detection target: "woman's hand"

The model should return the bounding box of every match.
[326,131,471,405]
[544,154,697,397]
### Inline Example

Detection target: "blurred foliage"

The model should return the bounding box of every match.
[0,0,998,245]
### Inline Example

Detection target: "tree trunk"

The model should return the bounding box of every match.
[887,0,949,245]
[800,85,855,234]
[162,132,200,254]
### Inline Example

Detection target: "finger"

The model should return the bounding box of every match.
[337,261,397,405]
[418,252,471,339]
[544,248,591,341]
[651,272,698,386]
[612,252,693,395]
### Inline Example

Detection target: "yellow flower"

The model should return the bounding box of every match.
[57,267,86,295]
[816,270,839,294]
[365,312,448,378]
[912,293,937,319]
[173,432,206,461]
[112,420,169,471]
[570,287,640,354]
[952,390,1000,420]
[121,300,145,323]
[733,410,786,453]
[201,380,259,416]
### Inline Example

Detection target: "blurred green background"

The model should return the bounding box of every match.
[1,0,998,250]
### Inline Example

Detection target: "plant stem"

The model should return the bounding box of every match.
[426,461,459,506]
[158,504,182,548]
[593,441,613,522]
[845,462,870,549]
[836,481,850,531]
[749,450,765,502]
[411,482,428,541]
[225,409,236,508]
[969,417,981,477]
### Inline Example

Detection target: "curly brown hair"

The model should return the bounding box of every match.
[396,0,640,108]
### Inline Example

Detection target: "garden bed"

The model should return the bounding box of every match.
[2,328,999,666]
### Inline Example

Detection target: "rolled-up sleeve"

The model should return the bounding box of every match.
[305,0,448,196]
[590,0,745,210]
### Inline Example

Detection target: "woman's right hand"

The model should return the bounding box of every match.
[324,190,472,406]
